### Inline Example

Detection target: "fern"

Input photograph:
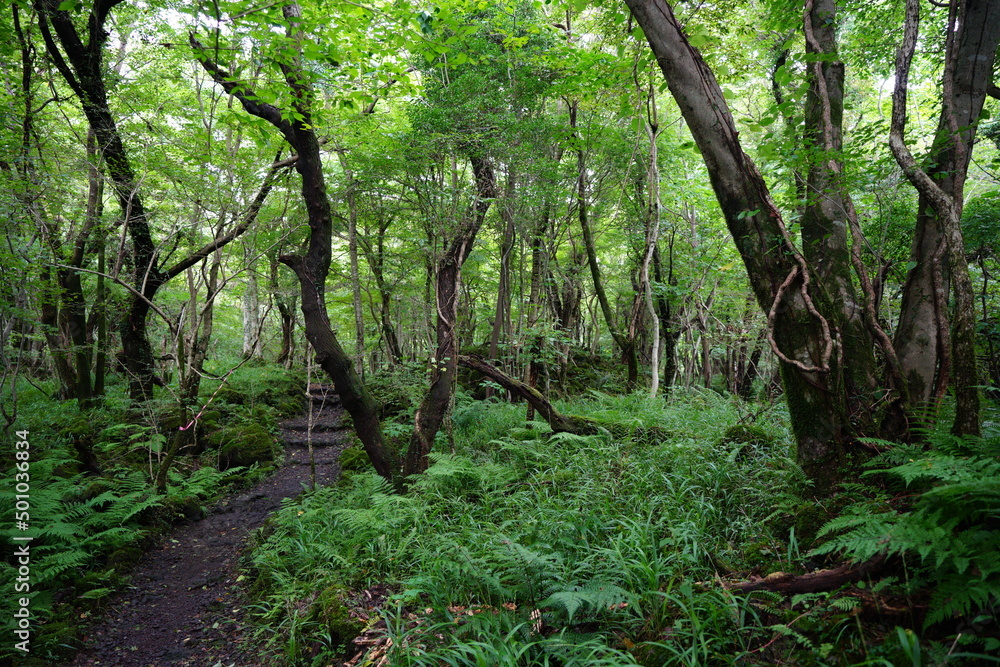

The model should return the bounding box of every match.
[815,434,1000,627]
[540,581,634,624]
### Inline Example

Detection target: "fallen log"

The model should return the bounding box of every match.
[724,556,886,595]
[458,355,599,435]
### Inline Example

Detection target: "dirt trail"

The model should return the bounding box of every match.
[66,385,347,667]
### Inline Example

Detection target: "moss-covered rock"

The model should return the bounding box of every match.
[164,494,205,521]
[106,546,145,570]
[210,423,279,470]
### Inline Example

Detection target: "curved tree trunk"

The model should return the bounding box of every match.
[624,0,867,493]
[891,0,1000,436]
[37,0,163,400]
[192,5,399,483]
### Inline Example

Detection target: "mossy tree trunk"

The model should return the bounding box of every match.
[624,0,883,493]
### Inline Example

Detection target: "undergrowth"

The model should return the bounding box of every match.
[247,389,801,665]
[0,363,301,663]
[814,432,1000,658]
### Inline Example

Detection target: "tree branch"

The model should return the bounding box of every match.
[458,355,598,435]
[164,154,285,280]
[51,263,177,335]
[189,34,295,141]
[724,556,885,595]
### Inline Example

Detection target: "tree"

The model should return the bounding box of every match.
[190,1,400,483]
[890,0,1000,436]
[622,0,1000,491]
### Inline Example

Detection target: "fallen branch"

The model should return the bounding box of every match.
[724,556,885,595]
[458,355,599,435]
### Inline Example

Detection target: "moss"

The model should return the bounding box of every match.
[275,397,304,417]
[210,423,279,470]
[164,494,205,521]
[312,586,364,648]
[106,546,145,569]
[719,423,773,447]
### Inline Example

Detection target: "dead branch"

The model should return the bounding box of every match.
[724,556,885,595]
[457,355,599,435]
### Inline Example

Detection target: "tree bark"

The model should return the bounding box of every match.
[800,0,880,428]
[641,88,662,397]
[525,203,551,421]
[360,223,404,364]
[241,270,262,359]
[623,0,860,492]
[336,149,367,377]
[724,556,885,595]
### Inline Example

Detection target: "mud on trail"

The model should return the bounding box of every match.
[66,385,348,667]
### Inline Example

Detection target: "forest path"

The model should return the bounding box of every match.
[66,385,348,667]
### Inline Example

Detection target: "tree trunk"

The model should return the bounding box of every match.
[404,155,497,476]
[641,86,662,397]
[192,5,399,483]
[366,229,404,364]
[155,255,220,492]
[652,242,680,394]
[570,101,638,390]
[488,166,517,385]
[624,0,860,493]
[525,204,551,421]
[800,0,879,425]
[38,1,165,400]
[891,0,1000,436]
[336,149,367,377]
[39,269,77,399]
[242,270,262,359]
[271,255,297,367]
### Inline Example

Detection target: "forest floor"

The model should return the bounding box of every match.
[66,385,348,667]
